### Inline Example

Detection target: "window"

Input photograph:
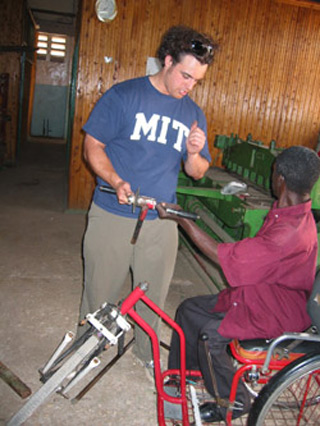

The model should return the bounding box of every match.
[37,34,48,57]
[36,32,67,62]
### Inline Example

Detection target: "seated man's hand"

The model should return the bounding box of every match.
[156,202,182,220]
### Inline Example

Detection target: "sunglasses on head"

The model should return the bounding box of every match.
[190,39,213,56]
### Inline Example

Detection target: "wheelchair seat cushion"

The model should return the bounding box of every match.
[234,337,320,361]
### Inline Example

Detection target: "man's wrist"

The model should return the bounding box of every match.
[113,179,126,190]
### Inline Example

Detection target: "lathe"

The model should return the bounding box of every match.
[176,134,320,291]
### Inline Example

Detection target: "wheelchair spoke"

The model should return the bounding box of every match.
[269,373,319,423]
[248,354,320,425]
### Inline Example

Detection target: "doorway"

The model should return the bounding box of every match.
[30,31,73,141]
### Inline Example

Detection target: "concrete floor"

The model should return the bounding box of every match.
[0,141,217,426]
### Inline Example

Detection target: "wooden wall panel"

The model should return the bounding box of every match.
[0,0,24,163]
[68,0,320,210]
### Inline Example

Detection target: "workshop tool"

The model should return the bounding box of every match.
[99,185,199,244]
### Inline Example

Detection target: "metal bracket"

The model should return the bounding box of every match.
[86,307,131,345]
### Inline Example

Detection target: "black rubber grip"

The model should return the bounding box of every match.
[165,208,199,221]
[99,186,116,194]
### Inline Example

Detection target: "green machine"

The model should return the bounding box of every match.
[176,134,320,291]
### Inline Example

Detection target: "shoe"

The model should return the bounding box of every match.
[199,402,224,423]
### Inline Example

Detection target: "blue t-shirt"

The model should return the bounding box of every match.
[83,76,212,219]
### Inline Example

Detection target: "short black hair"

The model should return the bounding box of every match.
[275,146,320,194]
[156,25,219,67]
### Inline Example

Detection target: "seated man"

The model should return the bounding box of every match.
[156,146,320,422]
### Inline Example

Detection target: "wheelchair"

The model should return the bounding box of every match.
[161,271,320,425]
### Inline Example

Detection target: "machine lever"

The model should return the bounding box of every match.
[165,208,199,221]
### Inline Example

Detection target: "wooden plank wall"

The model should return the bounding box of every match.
[0,0,24,163]
[69,0,320,210]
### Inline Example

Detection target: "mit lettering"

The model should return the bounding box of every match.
[130,113,189,152]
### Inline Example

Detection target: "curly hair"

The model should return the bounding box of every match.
[275,146,320,194]
[156,25,219,67]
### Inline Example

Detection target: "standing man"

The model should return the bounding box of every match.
[78,26,218,371]
[157,146,320,421]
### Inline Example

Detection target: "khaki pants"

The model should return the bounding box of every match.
[79,202,178,362]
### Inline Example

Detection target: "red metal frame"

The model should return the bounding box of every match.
[225,341,296,424]
[119,285,311,425]
[120,285,191,425]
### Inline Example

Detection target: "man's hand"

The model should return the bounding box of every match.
[156,202,182,220]
[184,121,209,180]
[186,121,206,156]
[115,180,133,205]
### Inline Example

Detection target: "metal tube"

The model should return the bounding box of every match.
[262,332,320,374]
[41,331,74,374]
[72,337,134,402]
[61,357,101,396]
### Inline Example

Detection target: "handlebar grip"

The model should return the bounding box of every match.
[99,185,116,194]
[165,208,199,221]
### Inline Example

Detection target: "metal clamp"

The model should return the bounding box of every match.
[86,307,131,345]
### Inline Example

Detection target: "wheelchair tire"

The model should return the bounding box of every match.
[247,352,320,425]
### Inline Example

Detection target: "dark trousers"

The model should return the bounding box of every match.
[168,295,251,419]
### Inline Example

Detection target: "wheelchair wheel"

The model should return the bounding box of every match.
[248,352,320,425]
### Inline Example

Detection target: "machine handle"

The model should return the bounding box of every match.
[99,185,116,194]
[99,186,142,206]
[164,208,199,221]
